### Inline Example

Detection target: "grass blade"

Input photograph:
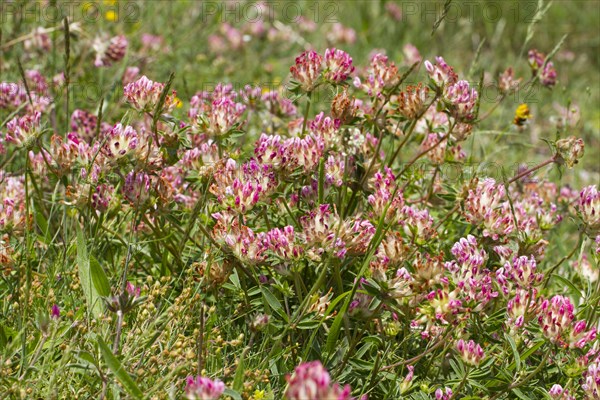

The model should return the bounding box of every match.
[97,336,143,399]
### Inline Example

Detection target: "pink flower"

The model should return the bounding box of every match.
[435,387,453,400]
[141,33,164,52]
[528,49,545,71]
[290,50,323,92]
[400,205,435,244]
[403,44,422,65]
[0,174,26,231]
[123,171,152,207]
[538,295,596,348]
[424,57,458,87]
[579,185,600,232]
[326,23,356,44]
[212,213,264,264]
[367,168,404,223]
[124,75,177,113]
[285,360,352,400]
[126,282,141,298]
[324,153,345,187]
[254,134,287,169]
[185,375,225,400]
[5,111,42,148]
[261,225,303,261]
[284,134,325,173]
[94,35,128,67]
[398,84,429,119]
[444,80,478,121]
[353,53,398,97]
[528,49,557,87]
[445,235,497,310]
[583,361,600,398]
[260,90,297,117]
[506,289,537,330]
[179,142,221,176]
[105,123,138,159]
[24,27,51,51]
[548,384,575,400]
[71,109,107,142]
[122,66,140,86]
[386,3,403,20]
[300,204,345,260]
[420,133,447,165]
[309,112,341,149]
[91,184,113,212]
[464,178,514,240]
[499,67,521,93]
[541,54,559,76]
[209,159,275,214]
[496,256,544,292]
[324,48,355,83]
[0,82,26,110]
[456,339,485,366]
[51,304,60,320]
[206,97,246,136]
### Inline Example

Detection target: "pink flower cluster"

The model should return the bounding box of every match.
[0,174,26,232]
[188,84,246,136]
[290,50,323,91]
[464,178,514,240]
[579,185,600,232]
[94,35,128,67]
[5,111,42,148]
[456,339,485,366]
[184,375,225,400]
[528,49,558,87]
[354,53,399,97]
[124,76,178,113]
[538,295,596,348]
[445,236,497,308]
[424,56,458,88]
[285,360,352,400]
[290,48,355,91]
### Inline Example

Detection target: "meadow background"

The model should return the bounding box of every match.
[1,0,599,399]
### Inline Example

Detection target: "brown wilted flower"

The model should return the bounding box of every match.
[555,136,584,168]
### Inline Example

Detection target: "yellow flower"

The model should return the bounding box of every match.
[252,390,265,400]
[105,10,117,21]
[175,97,183,108]
[513,103,531,126]
[103,0,118,5]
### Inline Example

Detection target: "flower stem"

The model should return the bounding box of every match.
[507,156,556,185]
[112,310,124,354]
[301,91,312,137]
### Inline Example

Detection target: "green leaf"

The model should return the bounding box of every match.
[520,340,545,361]
[505,333,521,371]
[296,320,320,330]
[551,275,582,300]
[76,227,102,317]
[261,286,288,322]
[512,387,533,400]
[90,255,111,297]
[0,324,7,348]
[97,336,143,399]
[224,388,243,400]
[233,349,246,391]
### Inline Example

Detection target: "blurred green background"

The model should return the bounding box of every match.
[1,0,598,182]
